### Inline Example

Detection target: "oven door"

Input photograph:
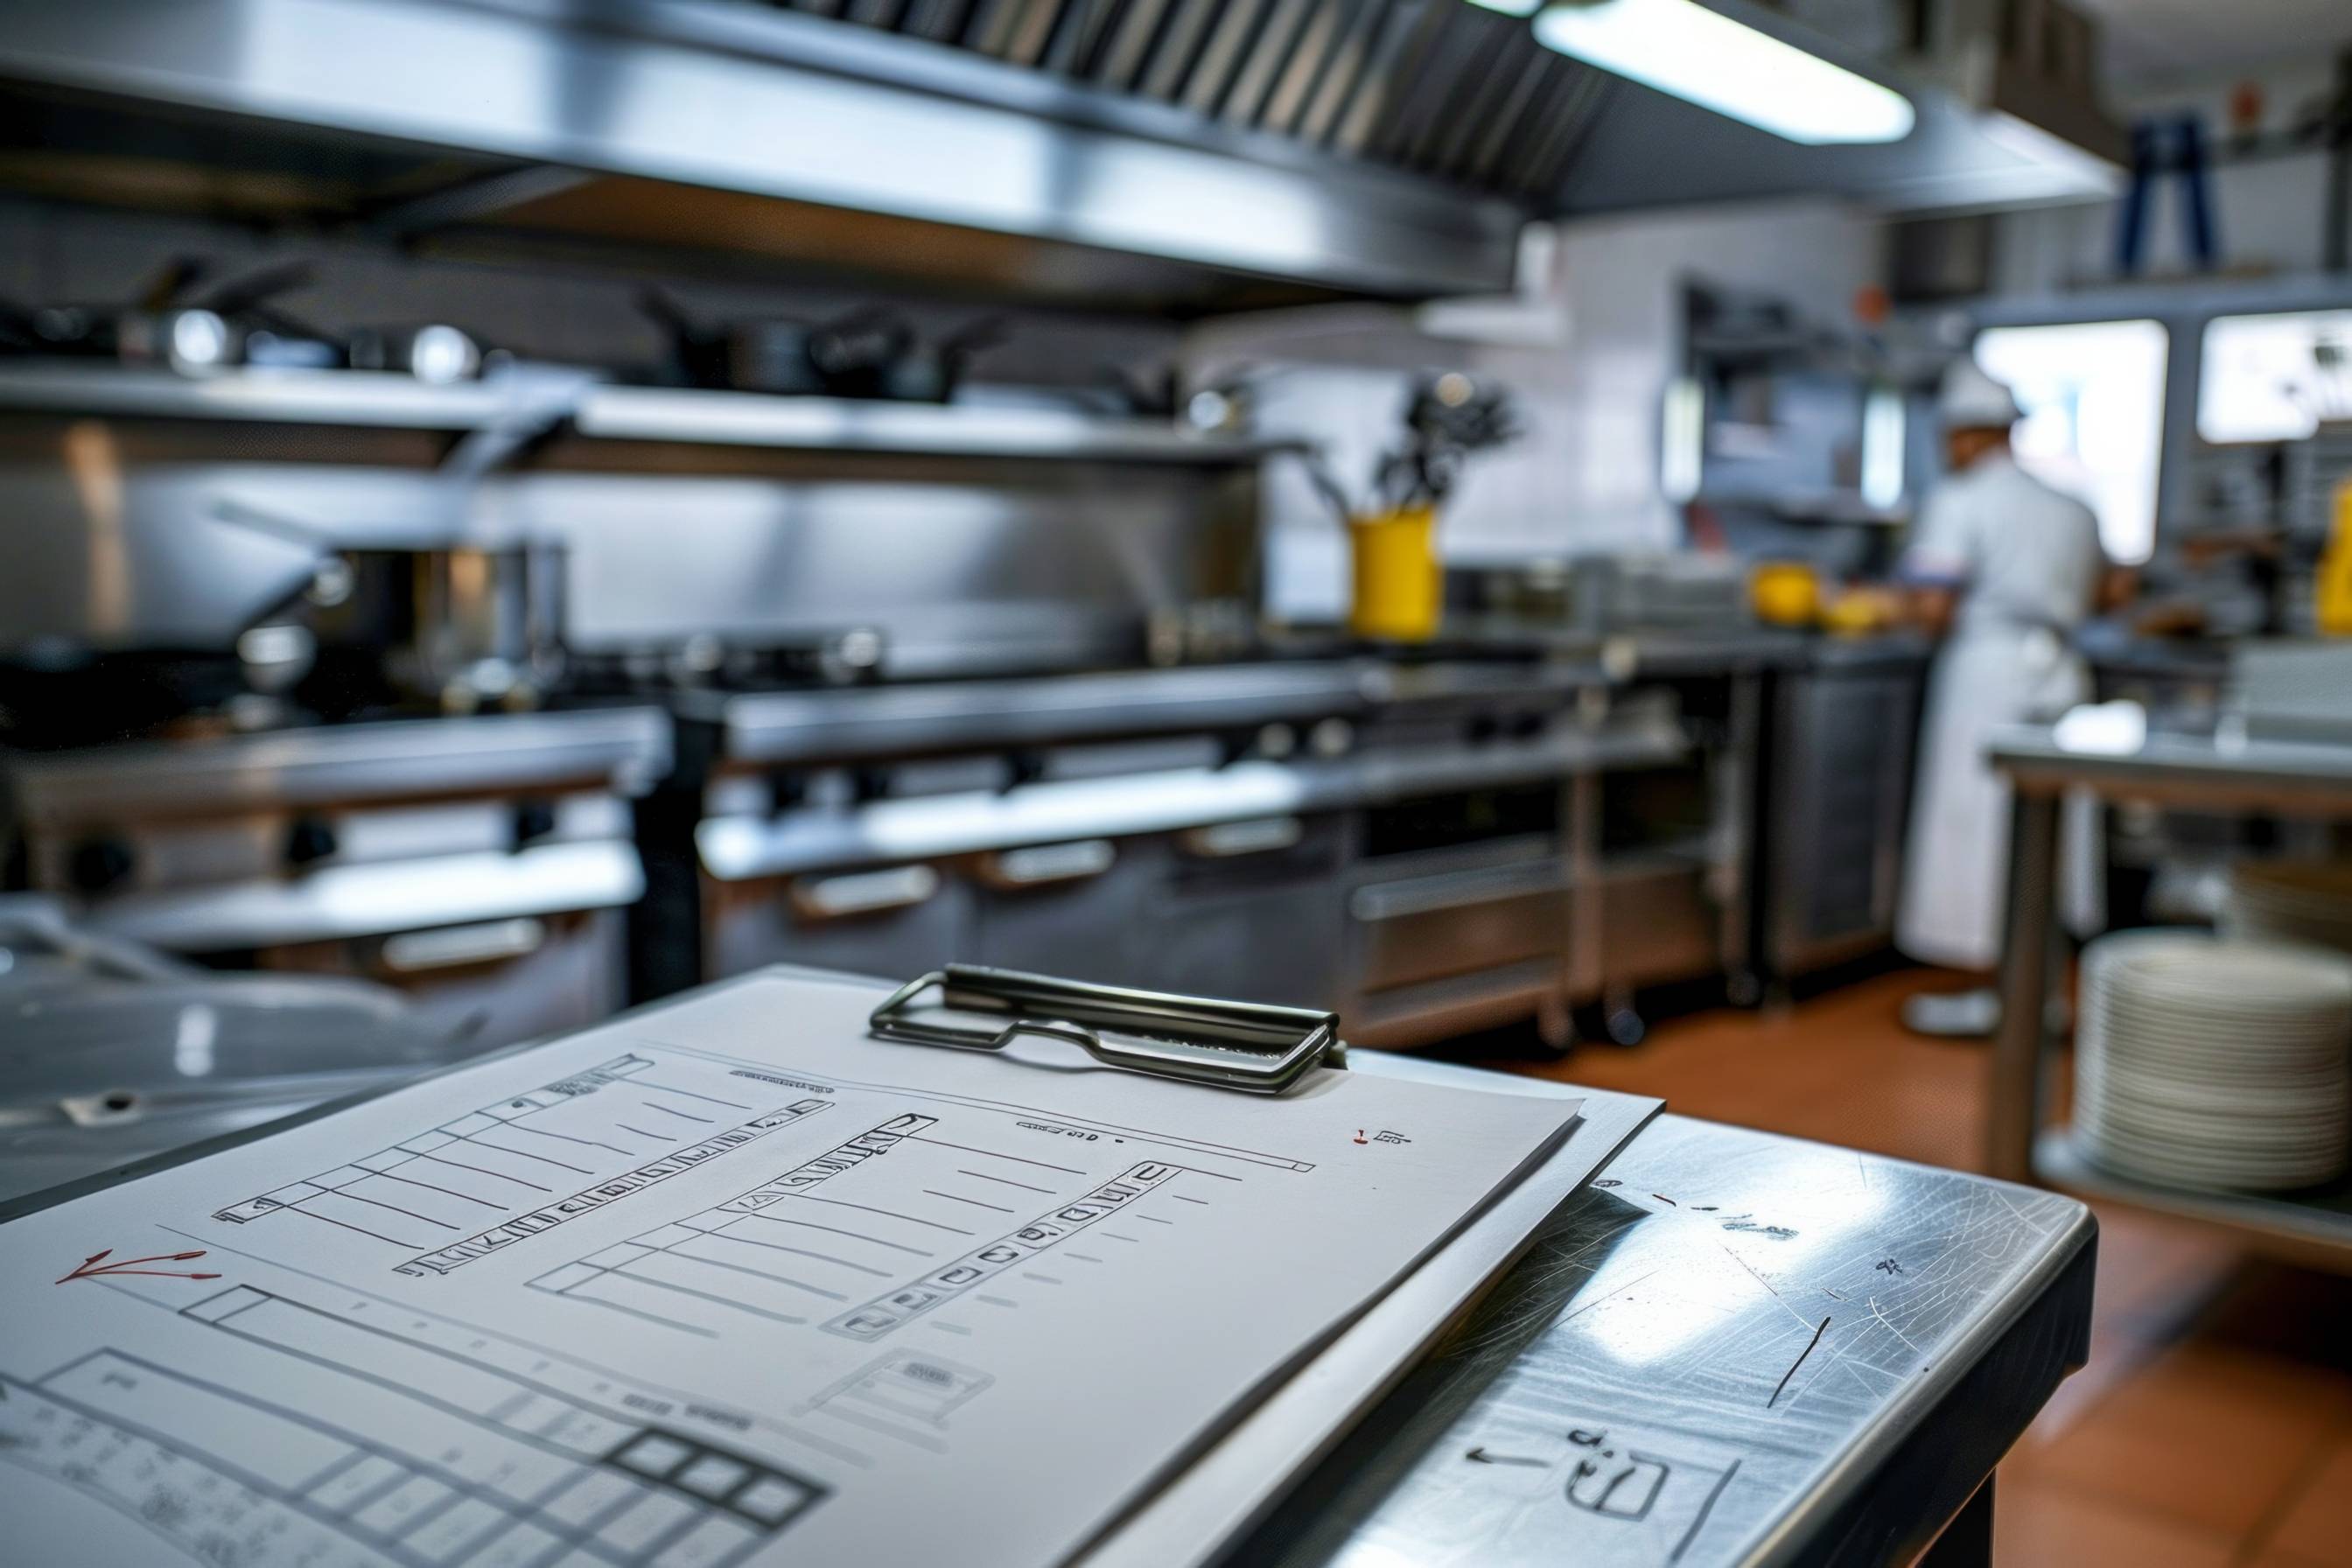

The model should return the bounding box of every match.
[261,907,624,1048]
[965,836,1159,990]
[81,840,646,1049]
[1142,815,1347,1009]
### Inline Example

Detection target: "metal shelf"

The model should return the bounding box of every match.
[0,365,526,430]
[2034,1128,2352,1274]
[572,386,1302,464]
[0,366,1298,464]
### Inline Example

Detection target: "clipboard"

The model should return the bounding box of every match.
[0,962,1661,1568]
[868,963,1345,1093]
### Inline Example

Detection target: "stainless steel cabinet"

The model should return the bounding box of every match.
[1759,650,1927,980]
[1142,816,1347,1009]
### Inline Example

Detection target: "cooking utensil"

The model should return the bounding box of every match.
[213,501,570,715]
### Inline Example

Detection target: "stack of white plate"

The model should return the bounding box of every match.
[2224,860,2352,958]
[2075,931,2352,1194]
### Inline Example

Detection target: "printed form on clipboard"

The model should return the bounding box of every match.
[0,966,1614,1568]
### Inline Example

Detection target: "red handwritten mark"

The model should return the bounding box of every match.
[55,1248,221,1285]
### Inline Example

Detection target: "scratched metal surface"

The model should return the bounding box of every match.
[1252,1113,2094,1568]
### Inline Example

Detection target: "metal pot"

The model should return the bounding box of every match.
[302,542,568,713]
[216,502,569,714]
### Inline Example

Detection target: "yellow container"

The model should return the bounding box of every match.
[2320,480,2352,637]
[1349,507,1442,642]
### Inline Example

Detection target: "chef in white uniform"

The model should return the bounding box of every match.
[1898,359,2117,1038]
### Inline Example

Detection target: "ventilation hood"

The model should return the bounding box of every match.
[0,0,2125,308]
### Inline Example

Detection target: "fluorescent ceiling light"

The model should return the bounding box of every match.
[1529,0,1915,146]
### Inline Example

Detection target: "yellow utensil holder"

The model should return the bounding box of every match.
[1349,507,1442,642]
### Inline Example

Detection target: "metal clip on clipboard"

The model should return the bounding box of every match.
[868,964,1344,1094]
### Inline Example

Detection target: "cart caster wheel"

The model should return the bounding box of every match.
[1604,1004,1646,1047]
[1533,997,1578,1060]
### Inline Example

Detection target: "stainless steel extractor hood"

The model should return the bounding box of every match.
[0,0,2125,307]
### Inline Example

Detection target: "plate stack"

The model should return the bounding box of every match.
[2076,931,2352,1194]
[2223,860,2352,958]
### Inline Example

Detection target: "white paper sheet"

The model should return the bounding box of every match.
[0,970,1580,1568]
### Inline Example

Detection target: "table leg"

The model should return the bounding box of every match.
[1921,1475,1995,1567]
[1989,792,2062,1183]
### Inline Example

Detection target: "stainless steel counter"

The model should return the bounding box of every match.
[1243,1107,2094,1568]
[4,707,673,827]
[0,972,2092,1565]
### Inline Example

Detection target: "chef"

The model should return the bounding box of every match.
[1898,359,2122,1038]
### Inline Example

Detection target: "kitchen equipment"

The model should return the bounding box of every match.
[0,897,472,1204]
[2229,639,2352,743]
[0,256,481,381]
[1757,640,1928,983]
[215,502,570,715]
[2224,859,2352,956]
[2074,930,2352,1193]
[640,290,1001,401]
[4,707,670,1050]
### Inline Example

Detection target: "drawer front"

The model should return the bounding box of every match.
[704,866,970,984]
[1350,860,1570,994]
[1600,863,1719,988]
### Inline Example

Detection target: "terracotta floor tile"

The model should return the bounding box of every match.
[1989,1476,2235,1568]
[2262,1440,2352,1564]
[2240,1552,2344,1568]
[2003,1341,2351,1536]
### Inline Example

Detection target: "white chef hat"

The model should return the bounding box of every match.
[1939,358,2022,430]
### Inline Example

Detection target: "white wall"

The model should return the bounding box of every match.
[1191,200,1886,621]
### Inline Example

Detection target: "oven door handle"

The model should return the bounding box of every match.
[1178,816,1306,859]
[789,864,942,921]
[974,839,1117,890]
[376,915,548,974]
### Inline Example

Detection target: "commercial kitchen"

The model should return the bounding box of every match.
[5,3,2352,1565]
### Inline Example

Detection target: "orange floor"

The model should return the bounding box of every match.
[1456,969,2352,1568]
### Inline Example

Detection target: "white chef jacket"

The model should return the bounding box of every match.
[1896,453,2110,970]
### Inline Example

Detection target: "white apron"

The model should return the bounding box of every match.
[1896,623,2099,971]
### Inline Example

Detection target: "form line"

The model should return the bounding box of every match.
[906,1136,1083,1174]
[415,1152,551,1194]
[701,1230,892,1277]
[288,1203,416,1248]
[793,1194,975,1236]
[924,1189,1015,1214]
[466,1136,591,1175]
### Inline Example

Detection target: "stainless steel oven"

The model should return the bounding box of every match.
[4,709,668,1048]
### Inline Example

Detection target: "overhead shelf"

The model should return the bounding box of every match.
[572,386,1305,464]
[0,365,1298,465]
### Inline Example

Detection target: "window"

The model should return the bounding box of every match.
[1973,319,2168,564]
[2198,309,2352,445]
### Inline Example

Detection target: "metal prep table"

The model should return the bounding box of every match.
[1,999,2094,1568]
[1236,1087,2094,1567]
[1987,724,2352,1269]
